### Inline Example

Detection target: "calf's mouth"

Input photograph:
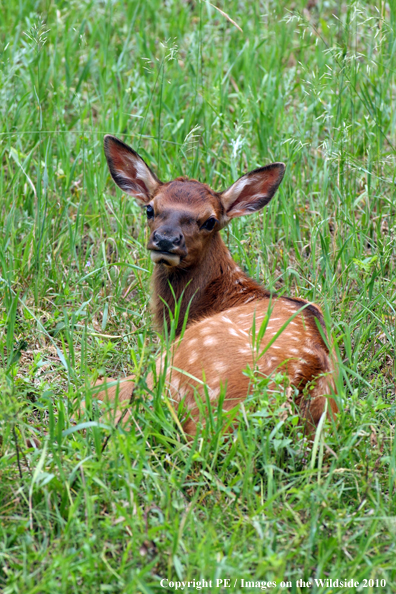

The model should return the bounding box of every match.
[149,250,181,267]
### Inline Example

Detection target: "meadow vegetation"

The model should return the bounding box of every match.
[0,0,395,592]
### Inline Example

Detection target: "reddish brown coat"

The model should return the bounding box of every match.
[90,136,338,435]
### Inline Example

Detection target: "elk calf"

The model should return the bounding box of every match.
[92,135,338,435]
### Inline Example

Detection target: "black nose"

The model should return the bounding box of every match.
[152,230,183,252]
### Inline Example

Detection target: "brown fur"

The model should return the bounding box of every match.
[94,300,338,435]
[151,232,270,335]
[89,136,339,436]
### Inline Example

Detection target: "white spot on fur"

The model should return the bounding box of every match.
[189,352,198,364]
[304,348,316,356]
[201,327,212,336]
[222,316,233,324]
[169,379,180,393]
[209,387,220,401]
[217,362,228,373]
[238,328,249,337]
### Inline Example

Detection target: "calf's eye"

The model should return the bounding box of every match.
[146,205,154,219]
[201,217,217,231]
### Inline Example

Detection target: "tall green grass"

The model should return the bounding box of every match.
[0,1,395,592]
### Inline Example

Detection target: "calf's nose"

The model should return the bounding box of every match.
[153,230,183,251]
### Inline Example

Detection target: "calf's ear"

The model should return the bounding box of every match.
[104,135,161,204]
[220,163,285,221]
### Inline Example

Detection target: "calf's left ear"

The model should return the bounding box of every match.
[220,162,285,221]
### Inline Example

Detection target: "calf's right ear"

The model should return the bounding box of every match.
[104,135,161,204]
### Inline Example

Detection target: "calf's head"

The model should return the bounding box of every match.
[104,135,285,268]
